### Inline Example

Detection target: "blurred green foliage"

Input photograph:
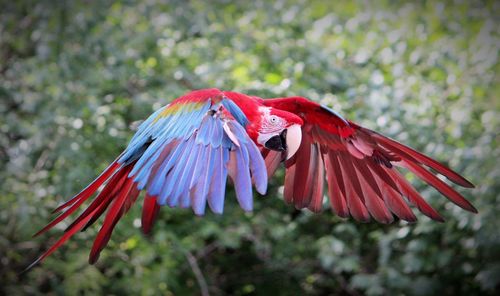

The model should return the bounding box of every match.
[1,0,499,295]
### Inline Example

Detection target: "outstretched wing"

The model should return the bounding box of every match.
[263,97,475,223]
[32,89,267,266]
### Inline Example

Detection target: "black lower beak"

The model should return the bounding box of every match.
[264,130,287,151]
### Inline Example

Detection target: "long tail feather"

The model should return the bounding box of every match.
[33,162,125,237]
[89,172,136,263]
[66,166,131,233]
[26,205,103,271]
[51,161,121,214]
[31,164,141,268]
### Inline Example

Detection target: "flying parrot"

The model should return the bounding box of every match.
[30,88,476,267]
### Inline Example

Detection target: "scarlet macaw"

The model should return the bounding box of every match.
[31,88,476,267]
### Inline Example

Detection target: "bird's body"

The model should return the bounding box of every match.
[31,88,476,267]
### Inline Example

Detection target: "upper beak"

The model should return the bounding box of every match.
[285,124,302,160]
[263,124,302,160]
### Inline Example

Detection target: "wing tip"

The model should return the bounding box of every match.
[255,185,267,196]
[88,255,99,265]
[435,216,446,223]
[459,178,475,188]
[465,203,479,214]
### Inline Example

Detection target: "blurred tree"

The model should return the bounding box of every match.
[0,0,498,295]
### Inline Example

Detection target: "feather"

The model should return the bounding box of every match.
[352,157,413,221]
[210,117,224,147]
[384,167,444,221]
[148,140,187,200]
[221,98,249,127]
[34,163,126,237]
[197,116,216,145]
[307,144,325,212]
[263,95,474,223]
[365,159,402,194]
[141,194,160,234]
[191,145,216,215]
[283,161,296,205]
[323,150,349,217]
[168,141,198,205]
[89,176,136,263]
[351,158,393,223]
[27,205,103,271]
[291,138,313,208]
[51,161,120,214]
[336,152,370,222]
[246,138,268,195]
[134,140,178,190]
[207,148,228,214]
[373,133,474,188]
[263,150,283,177]
[400,160,477,213]
[376,175,417,222]
[228,145,253,212]
[188,143,210,190]
[223,121,240,147]
[67,165,132,233]
[142,141,177,191]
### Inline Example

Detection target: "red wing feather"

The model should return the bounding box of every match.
[399,160,477,213]
[384,168,444,222]
[323,150,349,217]
[291,135,314,208]
[371,130,474,188]
[335,152,370,222]
[141,194,161,235]
[351,158,394,223]
[263,96,475,222]
[307,144,325,213]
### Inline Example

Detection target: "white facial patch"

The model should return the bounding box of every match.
[258,106,285,134]
[257,131,280,146]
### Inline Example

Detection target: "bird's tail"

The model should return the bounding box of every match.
[28,159,155,270]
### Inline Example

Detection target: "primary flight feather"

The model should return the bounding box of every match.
[31,88,476,267]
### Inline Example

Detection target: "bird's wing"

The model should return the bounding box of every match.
[263,97,475,223]
[32,88,267,266]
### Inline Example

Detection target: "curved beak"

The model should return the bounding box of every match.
[263,124,302,160]
[285,124,302,160]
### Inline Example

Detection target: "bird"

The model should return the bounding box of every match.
[30,88,476,267]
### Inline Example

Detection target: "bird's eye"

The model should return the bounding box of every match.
[270,115,279,124]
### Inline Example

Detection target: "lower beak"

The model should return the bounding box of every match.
[263,124,302,160]
[264,131,287,152]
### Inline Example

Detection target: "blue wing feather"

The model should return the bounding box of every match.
[207,148,227,214]
[120,94,266,215]
[247,139,268,195]
[171,143,201,204]
[230,143,253,212]
[162,139,196,206]
[221,98,249,127]
[191,145,216,215]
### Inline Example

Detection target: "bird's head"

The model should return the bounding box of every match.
[256,106,303,160]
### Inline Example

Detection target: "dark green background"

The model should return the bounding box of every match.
[1,0,498,295]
